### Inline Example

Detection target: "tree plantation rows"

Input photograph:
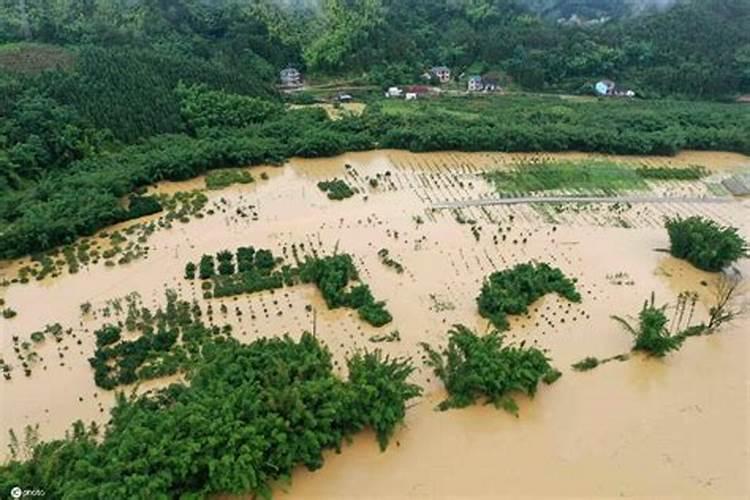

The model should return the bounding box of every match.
[186,248,394,327]
[89,290,225,390]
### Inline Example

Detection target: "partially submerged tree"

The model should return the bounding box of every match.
[665,216,747,272]
[612,293,685,357]
[420,325,560,415]
[708,270,745,330]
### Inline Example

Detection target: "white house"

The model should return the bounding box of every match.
[385,86,403,98]
[468,75,483,92]
[430,66,451,83]
[594,79,616,96]
[280,66,302,86]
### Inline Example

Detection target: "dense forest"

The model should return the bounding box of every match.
[0,332,422,497]
[1,0,749,259]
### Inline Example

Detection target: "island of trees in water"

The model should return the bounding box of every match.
[186,247,393,328]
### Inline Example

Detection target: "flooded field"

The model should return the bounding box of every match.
[1,149,749,498]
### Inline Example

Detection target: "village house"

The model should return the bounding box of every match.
[430,66,451,83]
[482,75,500,92]
[280,66,302,87]
[334,92,353,103]
[595,79,616,96]
[467,75,501,93]
[595,79,635,98]
[385,86,403,98]
[467,75,483,92]
[405,85,431,98]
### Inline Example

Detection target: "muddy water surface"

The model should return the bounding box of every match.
[1,150,749,497]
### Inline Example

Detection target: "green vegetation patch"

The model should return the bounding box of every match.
[317,178,356,200]
[483,160,647,195]
[665,216,747,272]
[612,294,688,357]
[635,165,707,180]
[205,168,255,190]
[2,333,421,498]
[89,290,223,389]
[421,325,560,414]
[477,262,581,331]
[186,248,393,327]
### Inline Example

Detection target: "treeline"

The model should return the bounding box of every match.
[373,97,750,156]
[1,333,421,497]
[3,91,749,259]
[0,104,371,258]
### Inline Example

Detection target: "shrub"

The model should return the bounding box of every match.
[184,262,196,280]
[572,357,600,371]
[477,262,581,330]
[317,179,356,200]
[421,325,559,414]
[198,255,215,279]
[665,216,747,272]
[612,293,685,357]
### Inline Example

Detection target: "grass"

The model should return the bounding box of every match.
[205,168,254,190]
[635,165,707,180]
[483,160,647,195]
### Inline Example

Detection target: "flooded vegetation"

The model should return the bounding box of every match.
[1,149,749,497]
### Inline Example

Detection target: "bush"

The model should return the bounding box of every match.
[612,294,685,357]
[317,179,356,200]
[184,262,196,280]
[205,169,254,190]
[216,250,235,276]
[665,216,747,272]
[198,255,215,279]
[572,357,600,371]
[421,325,559,414]
[477,262,581,330]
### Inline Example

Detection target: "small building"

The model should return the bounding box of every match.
[737,94,750,104]
[595,79,616,96]
[280,66,302,87]
[595,79,635,98]
[385,86,403,98]
[482,75,501,92]
[467,75,483,92]
[405,93,418,101]
[430,66,451,83]
[334,92,353,103]
[405,85,431,97]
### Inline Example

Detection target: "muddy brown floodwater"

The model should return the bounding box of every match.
[1,150,749,498]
